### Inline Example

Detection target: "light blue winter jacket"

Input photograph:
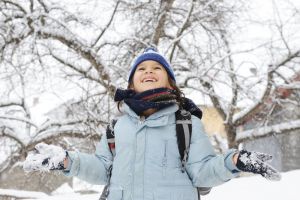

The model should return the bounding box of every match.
[64,104,240,200]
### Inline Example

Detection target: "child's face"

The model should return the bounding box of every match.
[131,60,172,93]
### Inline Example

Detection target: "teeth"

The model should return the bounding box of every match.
[143,79,156,82]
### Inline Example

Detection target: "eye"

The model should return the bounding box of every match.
[154,66,162,70]
[137,67,145,71]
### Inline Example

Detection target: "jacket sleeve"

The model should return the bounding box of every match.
[63,132,113,185]
[185,115,240,187]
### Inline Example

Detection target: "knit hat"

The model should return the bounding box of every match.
[128,47,176,82]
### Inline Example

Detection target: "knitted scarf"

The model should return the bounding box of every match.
[114,88,178,115]
[114,87,203,119]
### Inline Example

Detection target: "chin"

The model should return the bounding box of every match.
[137,85,161,93]
[146,85,161,90]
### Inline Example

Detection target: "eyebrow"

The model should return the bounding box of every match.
[138,64,162,68]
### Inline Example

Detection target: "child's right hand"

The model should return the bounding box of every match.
[23,143,67,172]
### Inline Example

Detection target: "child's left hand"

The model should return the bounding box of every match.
[235,149,281,181]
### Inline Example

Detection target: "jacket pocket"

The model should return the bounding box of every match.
[153,186,197,200]
[107,186,123,200]
[161,139,182,168]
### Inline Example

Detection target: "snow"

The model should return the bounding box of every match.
[0,189,48,199]
[1,170,299,200]
[204,170,299,200]
[23,143,66,172]
[236,119,300,141]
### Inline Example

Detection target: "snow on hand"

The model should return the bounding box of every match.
[23,143,66,172]
[238,150,281,181]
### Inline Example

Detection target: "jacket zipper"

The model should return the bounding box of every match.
[131,115,146,199]
[162,140,167,177]
[139,116,145,125]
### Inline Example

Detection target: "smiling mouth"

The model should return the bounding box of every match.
[142,78,157,83]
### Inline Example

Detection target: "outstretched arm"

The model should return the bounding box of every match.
[233,150,281,181]
[23,133,113,185]
[185,116,281,187]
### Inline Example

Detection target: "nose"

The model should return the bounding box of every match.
[144,68,153,74]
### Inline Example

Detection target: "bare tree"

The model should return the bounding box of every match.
[0,0,300,179]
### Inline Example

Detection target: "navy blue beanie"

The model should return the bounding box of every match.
[128,47,176,82]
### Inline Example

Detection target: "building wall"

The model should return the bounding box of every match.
[280,130,300,171]
[243,130,300,172]
[243,135,283,171]
[242,95,300,172]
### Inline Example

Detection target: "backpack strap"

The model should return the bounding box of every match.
[106,119,118,158]
[176,109,212,198]
[175,109,192,171]
[100,119,118,200]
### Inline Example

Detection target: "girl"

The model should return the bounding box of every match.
[23,47,281,200]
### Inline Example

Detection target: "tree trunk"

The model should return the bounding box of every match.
[225,124,237,149]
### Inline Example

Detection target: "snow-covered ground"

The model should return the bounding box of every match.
[205,170,299,200]
[1,170,298,200]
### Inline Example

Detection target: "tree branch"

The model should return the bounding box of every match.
[37,27,116,97]
[50,51,102,84]
[27,129,101,151]
[36,118,107,134]
[0,101,23,108]
[233,50,300,126]
[151,0,175,45]
[169,0,195,62]
[93,0,121,49]
[200,79,227,120]
[0,126,25,148]
[1,0,27,14]
[0,115,37,128]
[236,119,300,143]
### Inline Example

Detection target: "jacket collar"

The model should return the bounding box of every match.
[123,103,179,121]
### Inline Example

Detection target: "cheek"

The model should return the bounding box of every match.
[161,74,171,86]
[161,78,171,88]
[132,74,140,84]
[167,84,173,89]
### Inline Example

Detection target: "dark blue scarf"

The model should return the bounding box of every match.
[114,88,177,115]
[114,88,202,119]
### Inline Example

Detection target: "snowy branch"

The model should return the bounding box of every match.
[36,118,106,134]
[93,0,121,49]
[0,189,48,199]
[151,0,175,45]
[50,51,102,84]
[200,77,227,120]
[277,82,300,89]
[27,127,101,151]
[0,115,37,128]
[234,48,300,126]
[0,126,25,148]
[236,119,300,143]
[0,100,23,108]
[37,27,116,96]
[169,0,195,62]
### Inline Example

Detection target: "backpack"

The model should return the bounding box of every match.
[99,109,211,200]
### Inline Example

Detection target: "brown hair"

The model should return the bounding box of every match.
[117,77,185,112]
